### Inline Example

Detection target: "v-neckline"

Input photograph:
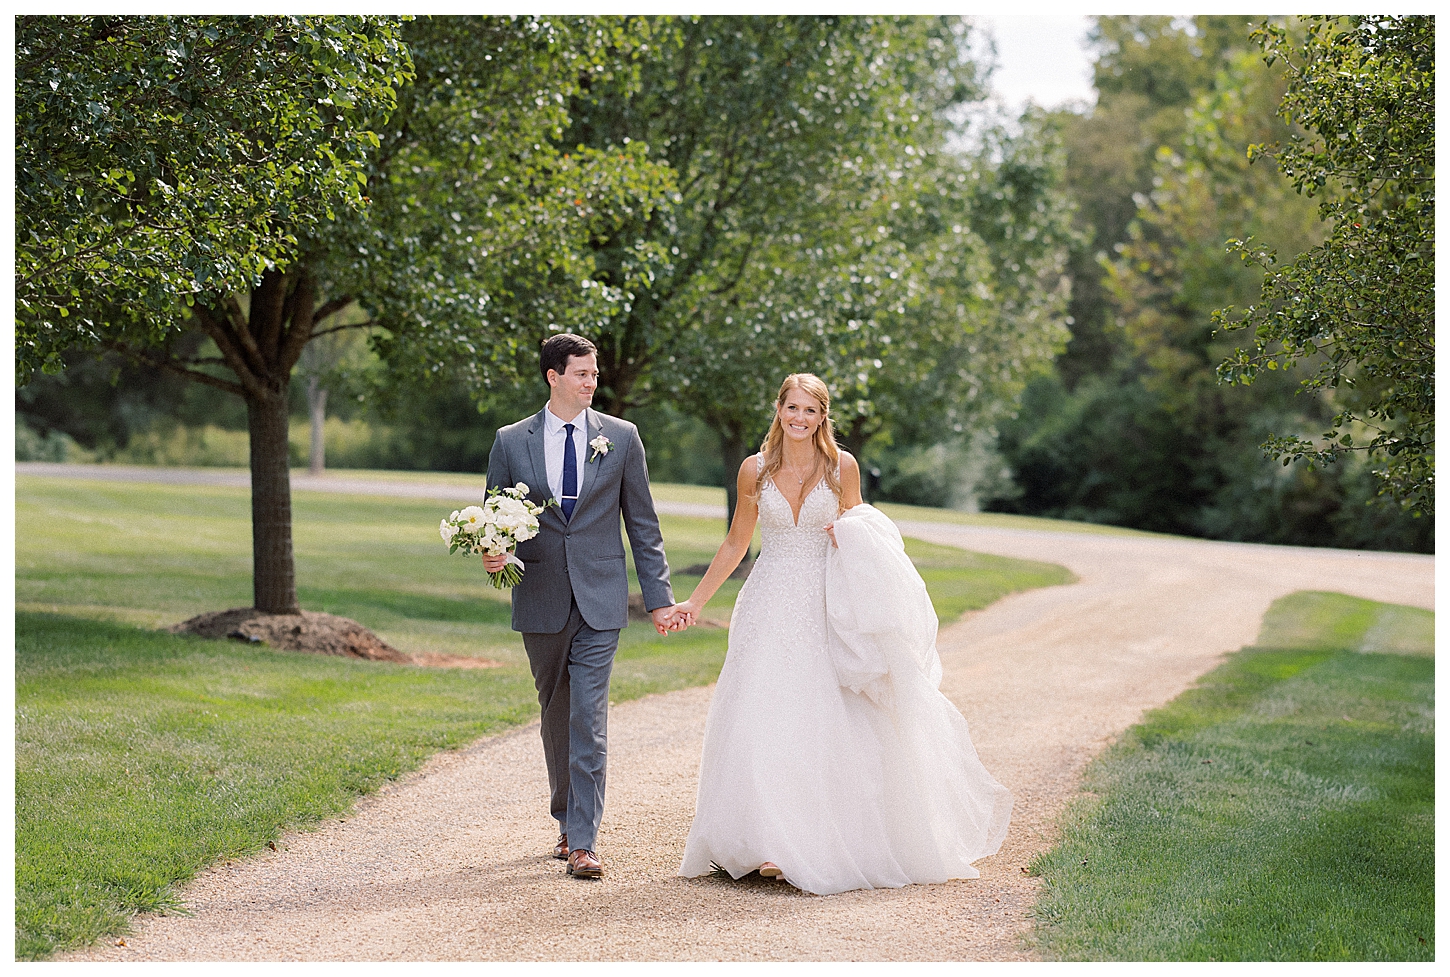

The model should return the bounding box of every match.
[769,476,826,528]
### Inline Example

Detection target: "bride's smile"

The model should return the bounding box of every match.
[777,390,824,441]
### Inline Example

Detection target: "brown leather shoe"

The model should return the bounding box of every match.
[566,849,603,878]
[553,833,569,860]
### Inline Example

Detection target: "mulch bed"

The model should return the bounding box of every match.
[167,608,503,670]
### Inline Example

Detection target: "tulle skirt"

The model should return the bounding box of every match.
[678,539,1012,896]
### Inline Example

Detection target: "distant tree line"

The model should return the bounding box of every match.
[982,15,1431,553]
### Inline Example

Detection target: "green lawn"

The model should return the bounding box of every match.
[1028,591,1434,961]
[14,475,1069,959]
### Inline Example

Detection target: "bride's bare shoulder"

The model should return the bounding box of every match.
[835,449,864,508]
[740,453,762,479]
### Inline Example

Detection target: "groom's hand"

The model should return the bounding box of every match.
[652,605,695,635]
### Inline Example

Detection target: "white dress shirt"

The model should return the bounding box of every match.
[542,405,588,505]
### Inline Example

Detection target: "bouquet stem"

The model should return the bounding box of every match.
[486,563,524,589]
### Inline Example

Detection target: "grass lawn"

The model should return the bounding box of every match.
[13,475,1069,959]
[1027,590,1434,961]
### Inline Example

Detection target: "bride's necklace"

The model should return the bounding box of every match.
[780,458,820,487]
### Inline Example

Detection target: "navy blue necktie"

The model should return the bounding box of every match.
[561,423,578,521]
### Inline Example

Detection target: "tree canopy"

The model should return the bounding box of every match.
[989,16,1429,552]
[12,15,672,613]
[14,16,410,382]
[1216,16,1434,516]
[549,16,1071,516]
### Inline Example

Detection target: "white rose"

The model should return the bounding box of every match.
[515,481,529,494]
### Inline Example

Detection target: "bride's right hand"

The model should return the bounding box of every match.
[675,598,702,629]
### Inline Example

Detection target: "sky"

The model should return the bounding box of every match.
[970,14,1096,115]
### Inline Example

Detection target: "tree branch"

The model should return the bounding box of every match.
[253,268,288,363]
[312,295,355,324]
[310,320,377,340]
[102,339,247,398]
[278,265,318,375]
[190,304,268,400]
[207,299,269,379]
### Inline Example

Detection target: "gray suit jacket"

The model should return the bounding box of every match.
[486,407,674,633]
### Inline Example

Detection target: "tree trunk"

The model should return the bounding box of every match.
[837,419,874,501]
[719,422,749,531]
[247,387,300,614]
[307,375,327,476]
[139,265,328,615]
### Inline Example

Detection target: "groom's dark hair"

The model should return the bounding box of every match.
[540,333,598,382]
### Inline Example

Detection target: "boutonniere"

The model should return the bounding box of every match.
[588,434,614,462]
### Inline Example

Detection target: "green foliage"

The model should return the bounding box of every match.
[546,16,1072,517]
[992,16,1429,553]
[1029,591,1434,960]
[14,15,412,381]
[14,416,87,462]
[1052,16,1254,387]
[350,17,677,395]
[1216,17,1434,516]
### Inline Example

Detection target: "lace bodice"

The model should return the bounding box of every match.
[756,474,837,565]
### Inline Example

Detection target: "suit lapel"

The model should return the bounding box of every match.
[525,409,565,528]
[575,409,605,513]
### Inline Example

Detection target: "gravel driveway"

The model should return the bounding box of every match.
[41,464,1432,961]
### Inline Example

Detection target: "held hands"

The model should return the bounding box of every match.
[652,602,698,635]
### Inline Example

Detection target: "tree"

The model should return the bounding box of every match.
[989,19,1429,552]
[295,304,373,475]
[668,103,1074,519]
[14,15,672,614]
[557,16,1071,520]
[1216,16,1434,516]
[1051,16,1257,388]
[15,16,409,380]
[16,15,411,613]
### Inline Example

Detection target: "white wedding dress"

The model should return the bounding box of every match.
[678,468,1013,895]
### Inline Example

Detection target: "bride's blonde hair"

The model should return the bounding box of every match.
[751,373,843,512]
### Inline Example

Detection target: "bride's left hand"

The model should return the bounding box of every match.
[824,522,837,547]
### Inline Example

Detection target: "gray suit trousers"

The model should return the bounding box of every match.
[521,599,618,854]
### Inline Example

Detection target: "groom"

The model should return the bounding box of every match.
[484,333,684,879]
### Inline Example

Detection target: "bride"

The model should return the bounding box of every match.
[674,373,1012,895]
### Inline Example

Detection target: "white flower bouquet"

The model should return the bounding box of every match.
[439,483,559,588]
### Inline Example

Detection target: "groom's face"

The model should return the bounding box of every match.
[548,352,599,415]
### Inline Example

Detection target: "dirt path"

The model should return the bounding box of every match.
[44,465,1432,961]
